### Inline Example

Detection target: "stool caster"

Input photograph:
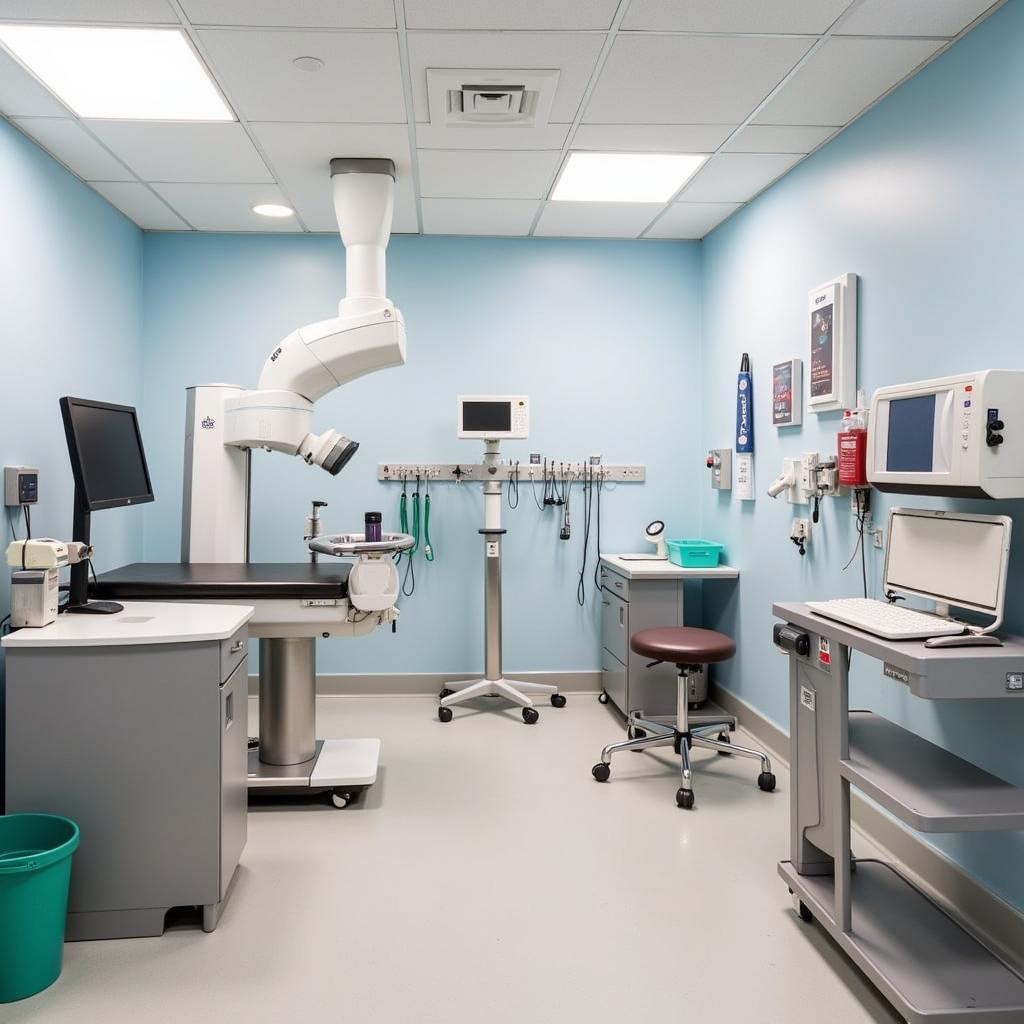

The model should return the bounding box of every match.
[438,706,453,723]
[676,788,695,810]
[758,771,776,792]
[592,762,610,782]
[550,693,567,708]
[330,789,354,809]
[439,688,454,700]
[522,707,540,725]
[716,732,732,756]
[598,691,609,705]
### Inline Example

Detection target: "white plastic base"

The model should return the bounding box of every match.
[248,738,380,790]
[441,677,557,709]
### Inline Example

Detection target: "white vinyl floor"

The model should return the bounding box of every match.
[8,694,901,1024]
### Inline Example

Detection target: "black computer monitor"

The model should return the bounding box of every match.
[60,397,154,613]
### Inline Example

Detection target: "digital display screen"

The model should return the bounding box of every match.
[67,402,153,506]
[809,303,834,398]
[885,395,936,472]
[462,401,512,433]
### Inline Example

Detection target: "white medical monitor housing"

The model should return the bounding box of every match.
[457,395,529,440]
[883,507,1011,630]
[867,370,1024,498]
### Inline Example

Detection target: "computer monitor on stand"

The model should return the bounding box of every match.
[59,397,154,614]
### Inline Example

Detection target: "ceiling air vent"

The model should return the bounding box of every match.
[427,69,559,129]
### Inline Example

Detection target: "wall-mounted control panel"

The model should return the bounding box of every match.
[706,448,732,490]
[4,466,39,507]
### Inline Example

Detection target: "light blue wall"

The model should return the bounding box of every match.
[0,117,144,805]
[141,234,703,673]
[699,0,1024,909]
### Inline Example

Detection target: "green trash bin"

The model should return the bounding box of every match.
[0,813,80,1003]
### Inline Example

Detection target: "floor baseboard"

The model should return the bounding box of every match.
[710,681,1024,977]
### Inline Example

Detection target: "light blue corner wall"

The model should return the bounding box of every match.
[699,0,1024,909]
[141,234,702,673]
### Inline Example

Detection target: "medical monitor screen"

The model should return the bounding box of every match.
[885,394,936,472]
[61,398,154,511]
[885,511,1007,612]
[462,401,512,434]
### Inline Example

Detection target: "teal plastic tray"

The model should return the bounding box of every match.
[666,539,724,568]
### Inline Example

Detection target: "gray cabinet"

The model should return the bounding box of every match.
[4,623,249,940]
[600,563,705,717]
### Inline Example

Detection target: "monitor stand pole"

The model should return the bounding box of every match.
[66,492,123,615]
[438,439,566,724]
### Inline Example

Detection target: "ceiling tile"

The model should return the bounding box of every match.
[418,149,561,199]
[87,122,273,183]
[534,201,663,238]
[414,123,570,151]
[723,124,838,154]
[88,181,188,229]
[572,124,734,152]
[180,0,395,28]
[13,117,133,180]
[678,153,802,202]
[0,1,176,21]
[250,122,417,232]
[622,0,851,34]
[151,182,298,230]
[836,0,996,37]
[0,46,69,116]
[644,202,742,239]
[407,32,604,124]
[585,35,813,124]
[405,0,619,31]
[197,29,406,122]
[755,37,944,126]
[421,198,540,236]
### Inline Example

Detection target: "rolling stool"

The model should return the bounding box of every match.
[592,627,776,809]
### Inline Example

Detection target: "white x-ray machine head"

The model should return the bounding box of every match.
[179,159,407,803]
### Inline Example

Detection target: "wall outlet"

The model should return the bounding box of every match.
[871,527,884,549]
[791,518,811,542]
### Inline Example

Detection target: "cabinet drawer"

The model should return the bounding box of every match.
[601,590,628,664]
[220,625,248,683]
[601,649,627,716]
[601,567,630,601]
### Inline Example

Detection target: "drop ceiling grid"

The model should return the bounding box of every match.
[0,0,1008,237]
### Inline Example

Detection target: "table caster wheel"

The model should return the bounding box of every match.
[247,736,259,750]
[793,896,813,923]
[522,707,540,725]
[438,706,453,723]
[330,789,353,809]
[598,691,609,705]
[716,732,732,756]
[439,688,454,699]
[676,788,695,810]
[592,762,610,782]
[758,771,776,792]
[550,693,567,708]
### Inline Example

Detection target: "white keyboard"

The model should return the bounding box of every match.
[806,598,967,640]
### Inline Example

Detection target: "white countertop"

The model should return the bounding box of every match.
[1,601,253,648]
[600,554,740,581]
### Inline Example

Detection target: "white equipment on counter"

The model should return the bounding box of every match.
[6,539,93,628]
[867,369,1024,498]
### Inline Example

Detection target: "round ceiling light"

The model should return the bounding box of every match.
[252,202,294,218]
[292,56,324,72]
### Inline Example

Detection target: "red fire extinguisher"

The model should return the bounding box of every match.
[838,408,868,487]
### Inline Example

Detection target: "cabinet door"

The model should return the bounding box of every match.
[601,649,627,715]
[220,657,248,898]
[601,590,629,664]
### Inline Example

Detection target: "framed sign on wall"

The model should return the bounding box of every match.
[808,273,857,414]
[772,358,802,427]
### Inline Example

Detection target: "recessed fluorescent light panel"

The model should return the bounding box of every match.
[0,25,233,120]
[551,152,707,203]
[252,203,294,218]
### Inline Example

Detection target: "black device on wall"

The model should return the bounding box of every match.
[60,397,155,614]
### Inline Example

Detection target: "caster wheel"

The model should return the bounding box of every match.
[794,897,814,923]
[758,771,776,792]
[438,706,453,723]
[330,789,353,809]
[676,788,695,810]
[592,762,610,782]
[439,688,454,699]
[550,693,567,708]
[522,707,540,725]
[716,732,732,756]
[598,691,609,705]
[247,736,259,750]
[728,721,737,732]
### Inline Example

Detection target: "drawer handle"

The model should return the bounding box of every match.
[230,640,245,653]
[614,581,623,588]
[602,599,610,606]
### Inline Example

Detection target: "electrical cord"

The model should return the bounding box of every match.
[0,613,11,636]
[577,465,595,606]
[530,465,545,510]
[396,476,409,566]
[507,461,520,509]
[592,471,604,592]
[23,503,32,540]
[842,491,870,598]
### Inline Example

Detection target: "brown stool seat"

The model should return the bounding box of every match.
[630,627,736,665]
